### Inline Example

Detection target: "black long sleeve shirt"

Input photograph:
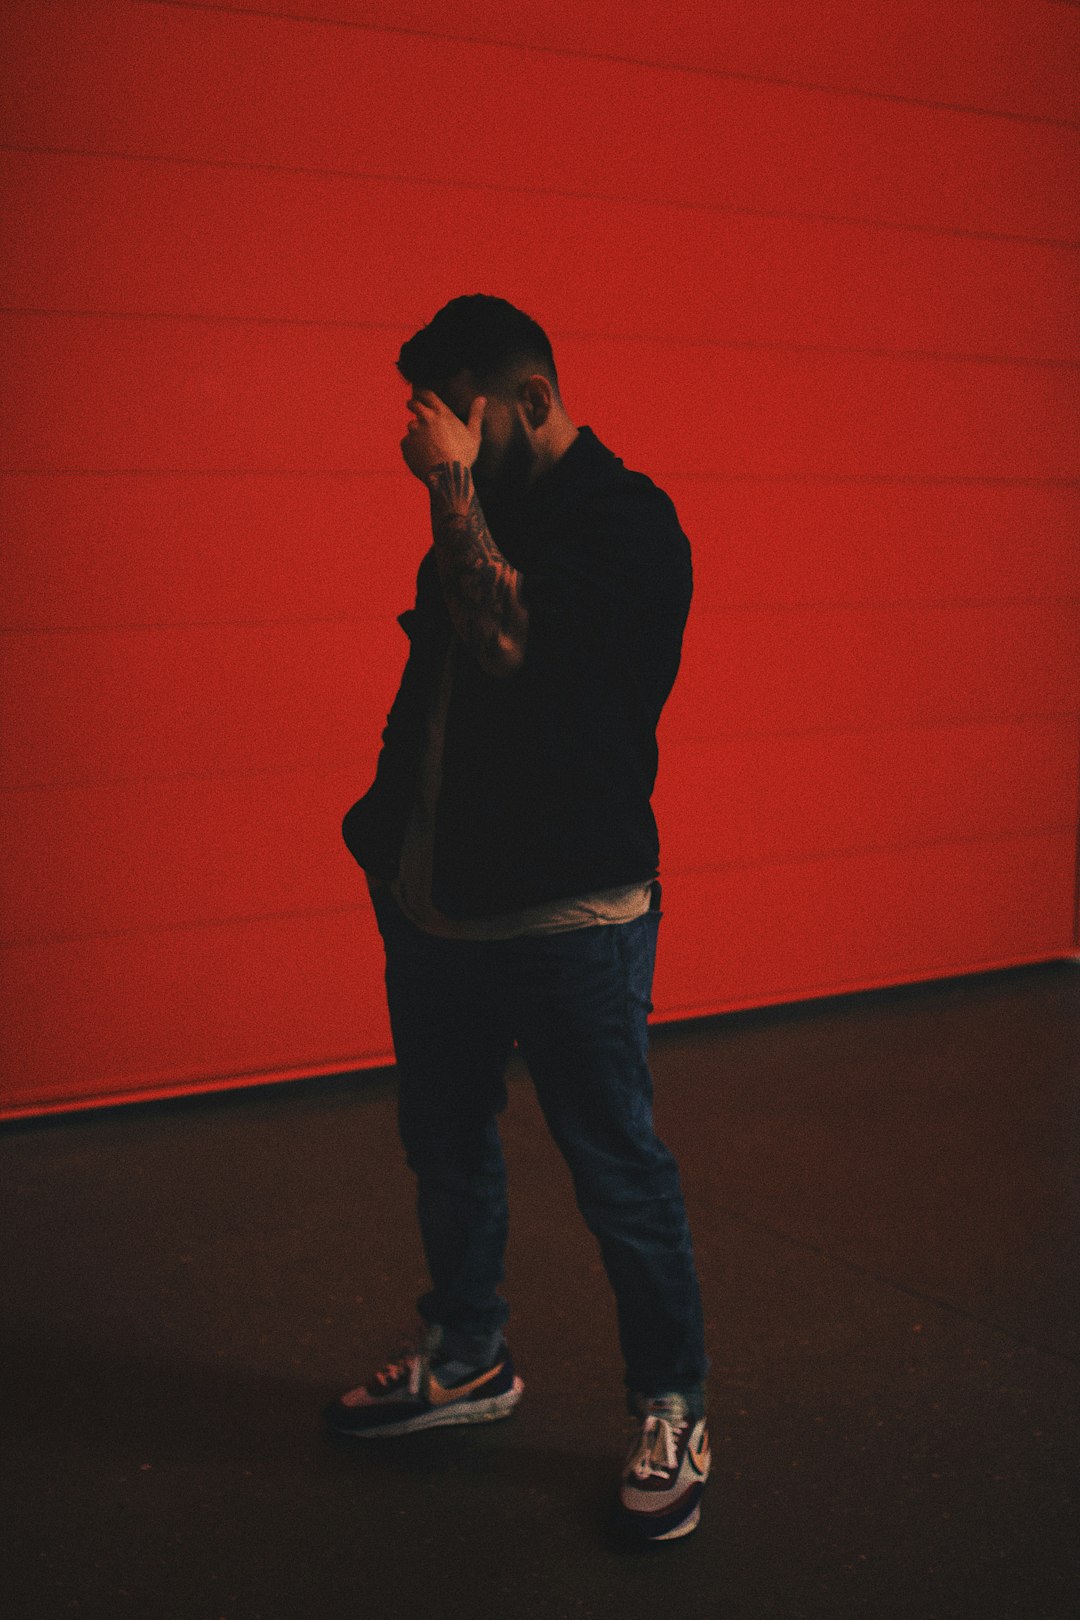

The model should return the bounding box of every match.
[341,425,693,919]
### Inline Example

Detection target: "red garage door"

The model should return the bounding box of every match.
[2,0,1077,1117]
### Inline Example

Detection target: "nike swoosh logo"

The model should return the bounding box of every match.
[425,1361,506,1407]
[688,1432,711,1475]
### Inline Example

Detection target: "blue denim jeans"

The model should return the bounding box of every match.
[369,881,708,1416]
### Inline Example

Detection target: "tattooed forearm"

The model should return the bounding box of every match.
[426,461,529,677]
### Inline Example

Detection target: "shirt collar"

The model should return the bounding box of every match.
[526,425,622,515]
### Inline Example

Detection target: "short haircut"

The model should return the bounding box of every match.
[397,294,560,399]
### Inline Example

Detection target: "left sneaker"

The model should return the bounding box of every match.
[619,1394,710,1541]
[323,1325,523,1439]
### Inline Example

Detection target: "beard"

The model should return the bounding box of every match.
[472,416,538,539]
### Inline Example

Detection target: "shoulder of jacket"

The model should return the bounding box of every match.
[580,463,665,512]
[577,471,689,557]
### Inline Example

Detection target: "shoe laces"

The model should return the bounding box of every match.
[371,1330,433,1397]
[628,1410,688,1480]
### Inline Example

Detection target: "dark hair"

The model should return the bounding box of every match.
[397,294,560,399]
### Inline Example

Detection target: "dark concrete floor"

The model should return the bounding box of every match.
[2,959,1078,1620]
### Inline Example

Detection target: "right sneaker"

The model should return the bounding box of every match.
[323,1325,524,1438]
[619,1393,711,1541]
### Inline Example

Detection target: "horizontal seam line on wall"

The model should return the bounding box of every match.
[5,142,1078,252]
[5,471,1080,485]
[687,595,1080,613]
[1,901,370,950]
[671,723,1080,746]
[664,712,1080,742]
[0,616,400,632]
[144,0,1080,132]
[4,306,1079,372]
[670,716,1080,745]
[2,597,1078,634]
[4,826,1075,949]
[666,824,1080,878]
[5,734,1078,793]
[2,768,372,792]
[687,600,1080,616]
[1,713,1075,792]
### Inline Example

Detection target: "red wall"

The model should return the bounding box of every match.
[2,0,1078,1118]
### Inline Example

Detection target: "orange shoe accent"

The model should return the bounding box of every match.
[688,1427,711,1475]
[424,1360,506,1407]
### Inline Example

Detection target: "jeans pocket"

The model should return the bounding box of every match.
[616,910,660,1019]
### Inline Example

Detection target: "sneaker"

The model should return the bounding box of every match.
[619,1394,710,1541]
[323,1325,524,1438]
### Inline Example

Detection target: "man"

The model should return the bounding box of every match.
[329,295,709,1541]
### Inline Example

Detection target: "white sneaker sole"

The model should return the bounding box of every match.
[648,1500,701,1540]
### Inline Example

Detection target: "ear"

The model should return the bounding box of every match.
[521,373,554,427]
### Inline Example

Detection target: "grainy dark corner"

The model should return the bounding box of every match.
[1,0,1077,1613]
